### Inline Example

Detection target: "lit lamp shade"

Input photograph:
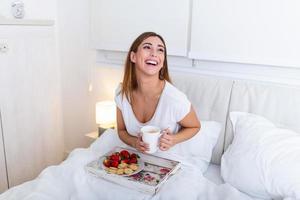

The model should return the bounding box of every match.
[96,101,116,129]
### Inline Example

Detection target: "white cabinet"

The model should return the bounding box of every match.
[0,111,8,193]
[189,0,300,68]
[90,0,190,56]
[91,0,300,68]
[0,26,64,189]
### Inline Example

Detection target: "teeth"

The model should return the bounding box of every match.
[146,60,158,65]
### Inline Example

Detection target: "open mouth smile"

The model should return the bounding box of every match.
[145,59,158,66]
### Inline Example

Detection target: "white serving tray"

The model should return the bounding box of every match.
[86,146,181,195]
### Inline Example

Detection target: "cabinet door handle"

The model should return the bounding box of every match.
[0,43,9,53]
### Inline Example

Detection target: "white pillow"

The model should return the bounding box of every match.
[160,120,222,172]
[221,112,300,200]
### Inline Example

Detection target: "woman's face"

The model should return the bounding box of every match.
[130,36,165,78]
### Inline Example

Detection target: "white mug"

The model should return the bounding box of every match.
[141,125,162,154]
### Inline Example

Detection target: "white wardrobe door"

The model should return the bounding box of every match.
[0,111,8,193]
[90,0,190,56]
[0,27,64,187]
[189,0,300,68]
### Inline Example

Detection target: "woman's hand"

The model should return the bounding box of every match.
[159,128,176,151]
[133,133,149,153]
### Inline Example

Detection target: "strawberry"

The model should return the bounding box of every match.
[120,150,130,159]
[110,160,119,168]
[130,153,139,159]
[110,154,120,162]
[129,157,137,164]
[121,159,130,164]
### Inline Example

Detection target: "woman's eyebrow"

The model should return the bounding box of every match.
[142,43,165,49]
[142,42,152,46]
[158,44,165,49]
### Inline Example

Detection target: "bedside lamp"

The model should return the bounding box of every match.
[96,101,116,136]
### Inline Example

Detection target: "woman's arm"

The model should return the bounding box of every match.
[116,108,149,152]
[159,106,201,151]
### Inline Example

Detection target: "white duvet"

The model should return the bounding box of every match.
[0,130,260,200]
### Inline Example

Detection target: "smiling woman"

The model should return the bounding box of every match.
[115,32,201,155]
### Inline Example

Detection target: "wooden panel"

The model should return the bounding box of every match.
[0,26,64,187]
[90,0,190,56]
[0,111,8,193]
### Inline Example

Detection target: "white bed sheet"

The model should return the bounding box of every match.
[0,130,262,200]
[203,164,224,185]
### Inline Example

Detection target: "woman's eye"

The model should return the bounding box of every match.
[158,48,164,53]
[143,45,151,50]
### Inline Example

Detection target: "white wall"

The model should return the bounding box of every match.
[56,0,98,152]
[93,65,124,100]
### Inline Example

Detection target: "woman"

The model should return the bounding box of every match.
[115,32,200,153]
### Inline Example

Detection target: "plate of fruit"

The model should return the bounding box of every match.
[100,149,144,176]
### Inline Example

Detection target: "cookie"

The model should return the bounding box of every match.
[129,164,138,171]
[108,167,117,174]
[118,163,128,169]
[117,168,124,175]
[124,168,133,174]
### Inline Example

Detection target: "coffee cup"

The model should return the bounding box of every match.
[141,125,162,154]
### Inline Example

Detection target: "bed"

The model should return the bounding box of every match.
[1,72,300,200]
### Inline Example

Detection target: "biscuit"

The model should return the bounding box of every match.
[108,168,117,174]
[118,163,128,169]
[117,168,124,175]
[129,164,138,171]
[124,168,133,174]
[108,167,118,173]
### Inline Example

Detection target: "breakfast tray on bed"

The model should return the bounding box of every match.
[85,146,181,195]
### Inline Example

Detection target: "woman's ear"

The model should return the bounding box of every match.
[130,51,136,63]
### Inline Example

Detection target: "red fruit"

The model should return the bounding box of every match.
[129,157,137,164]
[120,150,130,159]
[130,153,139,159]
[110,154,120,162]
[103,159,111,167]
[121,159,130,164]
[110,160,119,168]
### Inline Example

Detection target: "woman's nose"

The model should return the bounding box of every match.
[150,49,157,57]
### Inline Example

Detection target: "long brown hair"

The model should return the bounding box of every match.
[121,32,171,102]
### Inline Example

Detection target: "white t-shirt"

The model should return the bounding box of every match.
[114,81,191,136]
